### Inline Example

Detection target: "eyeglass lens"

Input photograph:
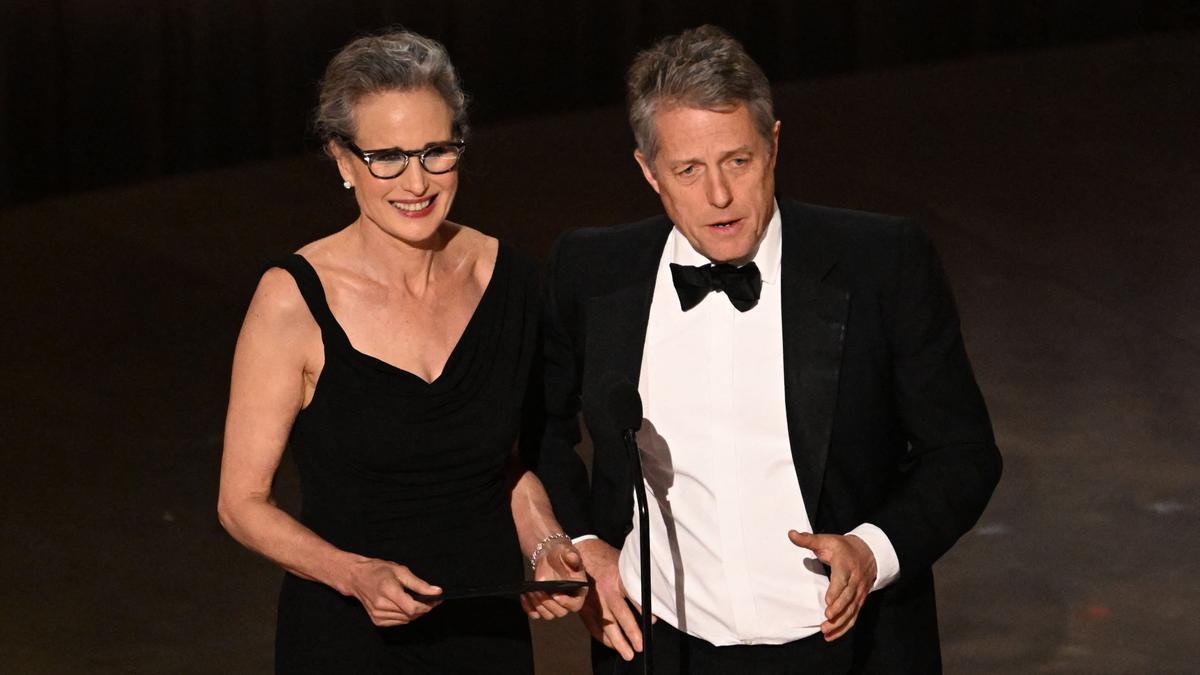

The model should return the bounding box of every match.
[368,145,462,178]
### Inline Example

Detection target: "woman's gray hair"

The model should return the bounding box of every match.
[314,28,468,148]
[627,25,774,165]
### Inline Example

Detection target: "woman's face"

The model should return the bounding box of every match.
[334,87,460,247]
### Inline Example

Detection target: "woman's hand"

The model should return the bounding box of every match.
[345,557,443,626]
[521,538,588,620]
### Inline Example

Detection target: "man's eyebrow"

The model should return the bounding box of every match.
[665,145,756,166]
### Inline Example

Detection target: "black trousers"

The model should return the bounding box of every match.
[593,620,854,675]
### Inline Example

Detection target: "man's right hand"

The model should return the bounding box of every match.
[576,538,643,661]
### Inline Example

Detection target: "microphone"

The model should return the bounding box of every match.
[605,376,653,674]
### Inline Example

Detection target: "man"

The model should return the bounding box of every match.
[536,25,1001,674]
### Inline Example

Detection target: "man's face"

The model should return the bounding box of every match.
[635,104,780,265]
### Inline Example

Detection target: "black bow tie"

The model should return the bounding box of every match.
[669,262,762,312]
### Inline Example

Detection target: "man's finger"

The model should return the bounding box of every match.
[787,529,811,546]
[823,610,858,641]
[826,591,862,632]
[788,530,828,559]
[578,604,607,641]
[609,586,648,648]
[610,597,643,652]
[581,589,634,659]
[603,622,636,661]
[854,584,869,611]
[824,572,854,610]
[627,597,659,624]
[822,613,847,639]
[584,618,606,643]
[823,586,867,641]
[824,578,855,620]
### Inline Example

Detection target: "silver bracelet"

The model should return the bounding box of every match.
[529,532,571,572]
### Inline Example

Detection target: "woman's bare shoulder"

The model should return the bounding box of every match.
[253,229,349,330]
[247,267,312,332]
[444,222,499,284]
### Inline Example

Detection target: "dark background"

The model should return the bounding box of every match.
[2,3,1199,673]
[3,0,1199,206]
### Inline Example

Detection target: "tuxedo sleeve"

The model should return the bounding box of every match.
[533,231,594,537]
[869,221,1003,577]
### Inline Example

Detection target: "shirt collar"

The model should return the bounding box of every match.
[668,199,782,284]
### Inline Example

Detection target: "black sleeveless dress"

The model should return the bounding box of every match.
[271,244,539,674]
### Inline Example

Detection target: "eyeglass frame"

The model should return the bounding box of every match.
[337,137,466,179]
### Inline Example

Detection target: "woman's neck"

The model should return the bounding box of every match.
[348,216,460,296]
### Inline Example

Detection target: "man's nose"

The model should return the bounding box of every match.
[705,170,732,208]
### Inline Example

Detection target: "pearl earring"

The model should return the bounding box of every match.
[343,180,353,190]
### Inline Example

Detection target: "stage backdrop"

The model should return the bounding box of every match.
[2,0,1197,207]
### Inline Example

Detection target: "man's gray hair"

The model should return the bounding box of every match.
[314,28,468,148]
[626,25,774,165]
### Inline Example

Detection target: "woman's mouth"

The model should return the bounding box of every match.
[390,194,437,217]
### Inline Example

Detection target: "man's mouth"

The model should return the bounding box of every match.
[710,218,740,229]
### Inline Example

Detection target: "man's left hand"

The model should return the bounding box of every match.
[787,530,877,641]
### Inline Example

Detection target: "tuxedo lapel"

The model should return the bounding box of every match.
[779,201,849,527]
[583,222,672,411]
[588,286,653,390]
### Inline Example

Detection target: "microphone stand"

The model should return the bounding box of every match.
[622,428,653,675]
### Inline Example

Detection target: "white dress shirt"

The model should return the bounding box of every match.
[616,202,900,646]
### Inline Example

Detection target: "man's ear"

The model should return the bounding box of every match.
[769,120,782,168]
[633,149,661,195]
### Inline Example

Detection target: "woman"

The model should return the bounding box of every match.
[217,29,584,673]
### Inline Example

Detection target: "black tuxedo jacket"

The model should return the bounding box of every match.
[535,198,1002,673]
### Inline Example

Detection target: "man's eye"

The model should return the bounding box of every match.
[677,166,696,176]
[731,157,749,167]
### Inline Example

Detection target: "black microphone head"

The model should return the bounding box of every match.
[604,376,643,431]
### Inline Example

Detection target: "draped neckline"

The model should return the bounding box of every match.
[297,243,504,387]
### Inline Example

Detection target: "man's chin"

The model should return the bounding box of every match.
[697,241,757,266]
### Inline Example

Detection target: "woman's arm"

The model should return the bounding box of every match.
[508,453,587,619]
[217,268,440,626]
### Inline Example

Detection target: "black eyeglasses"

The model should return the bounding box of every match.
[339,138,466,179]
